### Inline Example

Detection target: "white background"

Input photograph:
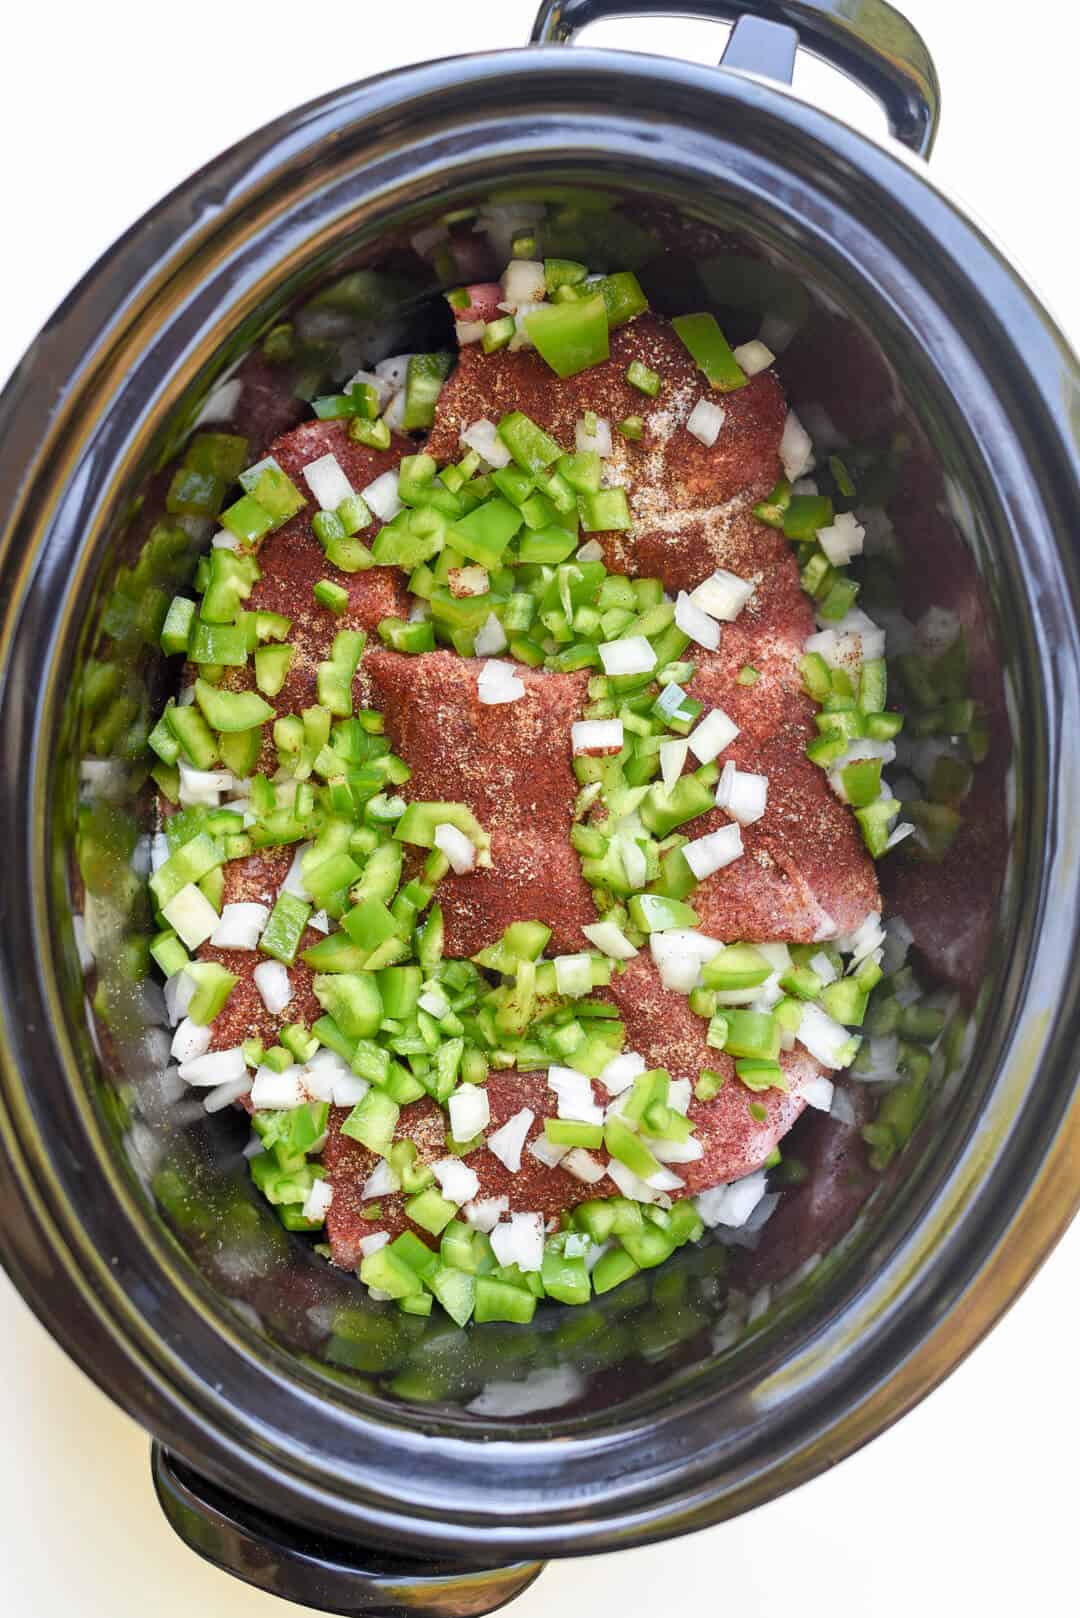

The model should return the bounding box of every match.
[3,3,1078,1614]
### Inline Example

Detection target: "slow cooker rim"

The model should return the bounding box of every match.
[2,45,1080,1558]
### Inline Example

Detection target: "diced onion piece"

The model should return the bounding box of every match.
[344,367,393,409]
[808,950,839,985]
[616,833,647,891]
[714,760,769,825]
[695,1169,767,1229]
[359,1231,390,1260]
[779,409,814,482]
[170,1017,211,1064]
[646,1164,685,1192]
[576,539,604,562]
[374,354,413,388]
[687,398,727,447]
[211,531,240,551]
[251,1063,305,1109]
[179,1046,247,1088]
[817,511,865,566]
[464,1194,510,1233]
[490,1212,545,1273]
[383,391,407,432]
[797,1003,856,1069]
[418,985,451,1020]
[731,340,775,376]
[564,1232,591,1258]
[203,1076,252,1113]
[195,378,244,426]
[689,568,754,623]
[302,1179,334,1221]
[253,959,293,1016]
[688,706,739,764]
[282,842,313,899]
[668,1077,691,1115]
[477,657,526,705]
[455,320,485,345]
[582,921,638,960]
[164,968,196,1027]
[829,1086,858,1126]
[802,1074,836,1113]
[674,590,721,650]
[303,452,354,512]
[362,1159,400,1199]
[607,1158,671,1206]
[683,822,744,879]
[528,1134,570,1168]
[659,738,689,792]
[361,470,404,522]
[332,1073,370,1107]
[474,612,508,657]
[161,884,219,950]
[486,1107,534,1173]
[434,822,476,875]
[501,259,546,305]
[572,718,624,755]
[598,1051,646,1096]
[449,1083,490,1140]
[211,902,269,951]
[461,418,512,469]
[576,416,612,456]
[308,909,330,934]
[178,763,234,807]
[652,1136,704,1164]
[886,820,916,850]
[432,1157,481,1206]
[562,1148,606,1185]
[598,636,656,678]
[548,1065,605,1125]
[835,911,886,963]
[301,1049,345,1102]
[649,927,724,993]
[655,681,688,718]
[554,953,592,998]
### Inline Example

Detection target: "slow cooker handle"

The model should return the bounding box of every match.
[151,1444,545,1617]
[529,0,941,158]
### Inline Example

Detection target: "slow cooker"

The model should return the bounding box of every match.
[2,1,1079,1613]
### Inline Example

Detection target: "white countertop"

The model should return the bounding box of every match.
[3,4,1078,1614]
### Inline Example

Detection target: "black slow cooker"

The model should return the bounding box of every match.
[3,2,1080,1613]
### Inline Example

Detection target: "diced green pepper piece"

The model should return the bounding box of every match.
[254,643,294,697]
[591,1246,640,1295]
[497,411,563,474]
[342,1089,399,1155]
[474,1276,537,1324]
[579,488,632,533]
[541,1245,590,1305]
[402,352,453,431]
[627,360,661,397]
[525,292,609,379]
[723,1009,780,1061]
[671,312,747,391]
[405,1187,459,1237]
[194,678,273,734]
[160,596,196,656]
[627,893,699,934]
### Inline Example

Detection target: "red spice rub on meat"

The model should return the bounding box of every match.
[428,312,787,595]
[364,647,596,955]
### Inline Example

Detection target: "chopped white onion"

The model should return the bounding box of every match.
[170,1017,211,1064]
[598,636,656,677]
[461,419,512,469]
[695,1169,767,1229]
[598,1051,646,1095]
[464,1195,509,1233]
[344,367,393,409]
[362,1159,400,1199]
[645,1164,686,1192]
[474,612,508,656]
[683,822,744,879]
[418,984,451,1020]
[615,833,647,891]
[640,1135,699,1165]
[548,1066,604,1125]
[486,1108,534,1173]
[797,1003,857,1069]
[575,415,612,456]
[383,390,407,432]
[161,884,219,950]
[332,1072,370,1107]
[607,1158,671,1206]
[302,1179,334,1222]
[715,760,769,825]
[211,530,240,552]
[359,1231,390,1259]
[490,1212,545,1272]
[194,377,243,426]
[164,969,195,1027]
[281,843,313,899]
[448,565,490,599]
[309,909,330,934]
[576,539,605,562]
[178,763,234,808]
[179,1046,247,1088]
[581,921,638,960]
[528,1134,569,1168]
[449,1083,490,1140]
[434,822,476,875]
[203,1075,252,1113]
[374,354,413,388]
[808,950,839,985]
[836,911,887,963]
[361,470,404,522]
[562,1148,607,1184]
[686,398,727,447]
[674,590,721,650]
[817,511,866,566]
[571,718,624,755]
[649,927,724,993]
[210,902,269,951]
[432,1157,481,1205]
[456,320,485,345]
[689,568,754,623]
[253,959,293,1017]
[302,453,353,512]
[688,706,739,763]
[660,738,689,792]
[477,658,526,705]
[732,339,775,376]
[501,258,546,305]
[779,409,814,482]
[251,1063,305,1109]
[886,821,916,850]
[802,1074,836,1112]
[668,1077,692,1115]
[553,953,592,998]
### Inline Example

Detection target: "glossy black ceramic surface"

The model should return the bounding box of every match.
[1,4,1079,1605]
